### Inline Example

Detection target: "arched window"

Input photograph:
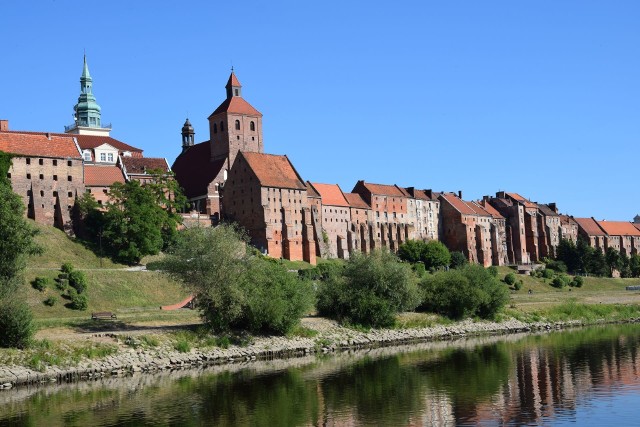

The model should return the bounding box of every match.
[250,121,255,131]
[220,121,224,132]
[235,120,240,130]
[213,123,217,134]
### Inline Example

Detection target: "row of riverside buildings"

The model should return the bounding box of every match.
[2,62,639,265]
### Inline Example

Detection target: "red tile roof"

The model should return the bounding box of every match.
[360,182,410,197]
[122,157,170,174]
[344,193,370,209]
[634,223,640,233]
[574,217,607,236]
[84,165,125,186]
[241,152,306,190]
[596,221,640,237]
[172,142,225,199]
[440,193,476,215]
[506,192,537,209]
[210,97,262,117]
[537,203,559,217]
[467,201,493,217]
[0,132,81,158]
[309,183,349,207]
[226,72,241,88]
[0,130,142,154]
[305,181,321,198]
[478,200,504,219]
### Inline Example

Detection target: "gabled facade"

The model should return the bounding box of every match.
[308,182,351,259]
[486,192,531,264]
[574,217,608,252]
[344,192,373,255]
[405,187,440,241]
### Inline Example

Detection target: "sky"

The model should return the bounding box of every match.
[1,1,638,220]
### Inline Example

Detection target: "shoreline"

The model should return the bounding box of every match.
[2,316,639,390]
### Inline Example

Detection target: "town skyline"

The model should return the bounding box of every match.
[1,1,638,220]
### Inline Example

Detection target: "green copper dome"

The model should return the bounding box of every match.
[73,55,102,128]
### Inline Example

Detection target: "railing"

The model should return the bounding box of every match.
[64,123,112,132]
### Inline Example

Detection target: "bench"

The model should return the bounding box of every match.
[91,311,117,320]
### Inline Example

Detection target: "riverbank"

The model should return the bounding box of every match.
[2,314,639,390]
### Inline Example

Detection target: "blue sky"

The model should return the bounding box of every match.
[1,1,638,220]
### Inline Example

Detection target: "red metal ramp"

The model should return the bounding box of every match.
[160,295,194,311]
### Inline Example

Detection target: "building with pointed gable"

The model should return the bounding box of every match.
[307,183,351,259]
[173,71,263,219]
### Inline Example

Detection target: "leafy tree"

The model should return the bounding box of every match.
[605,247,622,277]
[159,225,313,335]
[449,251,468,269]
[557,238,579,273]
[397,240,424,264]
[587,247,608,277]
[0,298,34,348]
[317,249,421,328]
[422,240,451,270]
[630,255,640,278]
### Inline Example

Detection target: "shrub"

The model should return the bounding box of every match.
[68,270,88,294]
[487,266,498,278]
[61,263,74,274]
[43,296,57,306]
[421,241,451,270]
[514,280,522,291]
[68,289,88,310]
[412,262,426,278]
[551,274,571,289]
[317,249,420,328]
[546,260,568,273]
[571,276,584,288]
[55,278,68,291]
[32,276,50,292]
[0,298,34,348]
[504,273,516,286]
[419,265,509,320]
[542,269,555,279]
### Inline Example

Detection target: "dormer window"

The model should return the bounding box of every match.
[100,153,106,162]
[107,153,114,162]
[83,150,92,161]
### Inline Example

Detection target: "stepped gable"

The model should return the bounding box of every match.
[0,131,81,158]
[440,193,476,215]
[574,217,607,236]
[241,152,306,190]
[344,192,370,209]
[596,221,640,236]
[172,141,225,199]
[84,164,125,186]
[122,157,170,174]
[309,183,350,207]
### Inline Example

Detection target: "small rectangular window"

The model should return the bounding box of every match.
[39,174,44,180]
[6,173,11,179]
[39,159,43,165]
[53,175,58,181]
[68,192,73,198]
[26,158,31,165]
[67,160,72,167]
[67,176,72,182]
[53,159,57,166]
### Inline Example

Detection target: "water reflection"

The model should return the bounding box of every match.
[2,324,640,426]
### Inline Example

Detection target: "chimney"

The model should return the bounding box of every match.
[482,195,490,202]
[549,202,558,213]
[425,189,433,198]
[458,190,462,199]
[46,133,51,140]
[0,120,8,131]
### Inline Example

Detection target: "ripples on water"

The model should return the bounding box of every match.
[3,324,640,426]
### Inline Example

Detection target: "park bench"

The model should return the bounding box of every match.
[91,311,117,320]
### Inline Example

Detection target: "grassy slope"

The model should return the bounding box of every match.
[24,221,189,325]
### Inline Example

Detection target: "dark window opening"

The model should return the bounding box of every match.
[68,192,73,198]
[220,121,224,132]
[53,175,58,181]
[250,121,255,131]
[26,158,31,165]
[53,160,57,166]
[67,176,72,182]
[67,160,72,167]
[39,174,44,180]
[235,120,240,130]
[39,159,43,165]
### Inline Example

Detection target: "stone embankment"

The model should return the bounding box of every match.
[0,317,628,390]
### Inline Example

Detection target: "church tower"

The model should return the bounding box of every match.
[65,55,111,136]
[181,118,195,152]
[208,70,263,169]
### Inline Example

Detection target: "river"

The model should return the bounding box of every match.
[2,324,640,426]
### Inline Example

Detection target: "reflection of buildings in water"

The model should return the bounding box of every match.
[416,392,455,425]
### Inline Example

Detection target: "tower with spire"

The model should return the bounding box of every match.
[208,70,263,168]
[65,55,111,136]
[181,118,195,152]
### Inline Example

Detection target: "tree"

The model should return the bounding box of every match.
[449,251,468,269]
[422,240,451,270]
[630,255,640,278]
[397,240,424,264]
[317,249,421,328]
[557,238,579,273]
[605,247,622,277]
[159,224,314,335]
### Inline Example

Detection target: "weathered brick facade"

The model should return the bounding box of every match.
[486,192,531,265]
[308,183,351,259]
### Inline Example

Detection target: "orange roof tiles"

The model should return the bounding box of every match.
[122,157,170,174]
[574,217,606,236]
[361,182,410,197]
[440,193,476,215]
[309,183,349,207]
[468,201,493,217]
[241,152,306,190]
[0,130,143,154]
[210,97,262,117]
[506,192,537,209]
[596,221,640,237]
[0,132,81,158]
[84,165,125,186]
[344,193,370,209]
[478,200,504,219]
[226,72,241,87]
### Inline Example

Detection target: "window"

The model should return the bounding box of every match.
[53,160,57,166]
[67,160,72,167]
[234,89,239,96]
[250,121,255,131]
[100,153,106,162]
[53,175,58,181]
[68,192,73,198]
[39,174,44,180]
[213,123,217,134]
[83,151,92,161]
[39,159,43,165]
[26,158,31,165]
[6,173,10,179]
[40,190,44,197]
[107,153,114,162]
[68,176,72,182]
[235,120,240,130]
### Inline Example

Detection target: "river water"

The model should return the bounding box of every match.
[2,324,640,426]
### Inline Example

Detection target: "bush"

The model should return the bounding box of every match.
[504,273,516,286]
[412,262,426,278]
[419,265,509,320]
[68,289,88,310]
[317,249,420,328]
[32,276,50,292]
[551,274,571,289]
[514,280,522,291]
[61,263,74,274]
[487,266,498,278]
[68,270,88,294]
[0,298,34,348]
[542,269,555,279]
[449,251,468,269]
[571,276,584,288]
[55,278,68,291]
[43,296,57,306]
[546,260,568,273]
